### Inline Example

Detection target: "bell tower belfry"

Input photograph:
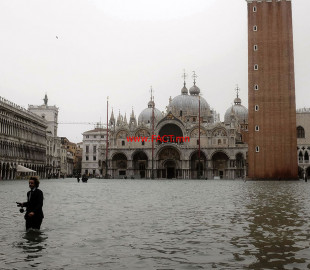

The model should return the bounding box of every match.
[246,0,298,179]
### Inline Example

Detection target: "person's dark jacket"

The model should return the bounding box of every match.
[23,189,44,219]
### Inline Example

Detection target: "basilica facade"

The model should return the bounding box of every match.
[96,81,249,179]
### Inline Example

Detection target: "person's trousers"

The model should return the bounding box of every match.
[26,217,43,230]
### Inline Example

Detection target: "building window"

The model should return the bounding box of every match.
[254,84,259,90]
[255,105,259,111]
[93,170,96,175]
[101,135,104,138]
[142,141,145,146]
[85,169,88,174]
[86,145,89,153]
[94,135,97,138]
[180,110,183,117]
[253,6,257,12]
[122,141,125,146]
[86,135,89,138]
[93,145,97,153]
[256,146,259,152]
[297,126,305,138]
[253,25,257,31]
[86,156,89,160]
[93,156,96,161]
[254,64,258,70]
[255,125,259,131]
[254,45,258,51]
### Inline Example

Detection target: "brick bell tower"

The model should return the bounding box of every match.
[246,0,298,179]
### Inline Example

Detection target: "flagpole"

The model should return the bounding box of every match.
[105,96,109,179]
[198,95,201,179]
[151,89,154,179]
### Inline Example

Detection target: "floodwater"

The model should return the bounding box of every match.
[1,179,310,270]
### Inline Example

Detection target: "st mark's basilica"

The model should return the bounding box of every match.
[83,76,249,179]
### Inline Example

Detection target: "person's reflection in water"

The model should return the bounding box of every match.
[21,230,47,261]
[231,183,308,269]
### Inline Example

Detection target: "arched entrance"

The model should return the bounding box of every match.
[158,147,181,179]
[112,153,128,178]
[164,160,177,179]
[190,151,207,179]
[212,151,229,179]
[132,151,148,178]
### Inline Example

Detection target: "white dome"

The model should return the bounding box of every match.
[138,107,163,125]
[224,104,248,123]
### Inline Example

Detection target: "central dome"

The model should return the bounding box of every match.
[167,83,213,122]
[170,94,210,114]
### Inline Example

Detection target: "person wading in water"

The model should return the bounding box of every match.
[16,176,44,230]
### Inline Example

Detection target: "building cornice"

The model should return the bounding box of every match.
[0,96,47,127]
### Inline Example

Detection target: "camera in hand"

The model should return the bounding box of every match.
[16,202,24,213]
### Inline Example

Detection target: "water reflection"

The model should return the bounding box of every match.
[231,183,309,269]
[2,179,310,269]
[16,230,47,261]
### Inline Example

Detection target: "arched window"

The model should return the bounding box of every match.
[305,152,309,163]
[297,126,305,138]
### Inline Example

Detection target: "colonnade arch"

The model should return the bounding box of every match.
[0,162,45,180]
[132,151,148,178]
[111,152,128,178]
[211,151,230,179]
[157,146,181,179]
[190,151,207,179]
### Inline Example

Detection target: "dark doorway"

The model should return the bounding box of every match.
[139,162,146,178]
[133,151,148,179]
[167,167,175,179]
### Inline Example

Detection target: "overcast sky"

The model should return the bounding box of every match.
[1,0,310,143]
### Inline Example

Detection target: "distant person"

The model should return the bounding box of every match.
[77,174,80,183]
[16,176,44,230]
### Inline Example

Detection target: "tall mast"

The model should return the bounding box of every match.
[151,87,155,180]
[198,94,201,179]
[105,96,109,179]
[193,71,201,179]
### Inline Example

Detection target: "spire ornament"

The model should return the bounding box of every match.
[182,69,187,87]
[192,71,198,86]
[43,94,48,106]
[234,85,241,105]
